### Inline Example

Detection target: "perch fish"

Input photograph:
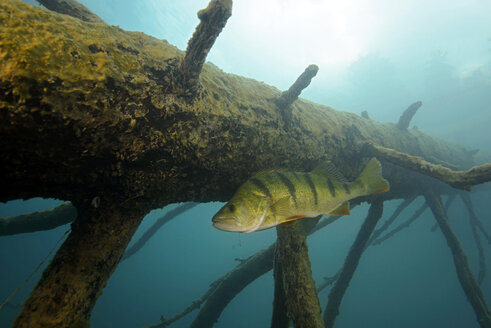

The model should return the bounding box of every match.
[212,157,389,233]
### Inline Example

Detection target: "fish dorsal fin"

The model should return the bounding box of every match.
[328,201,351,215]
[312,162,348,183]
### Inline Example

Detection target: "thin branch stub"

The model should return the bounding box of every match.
[179,0,233,97]
[275,64,319,125]
[397,101,422,130]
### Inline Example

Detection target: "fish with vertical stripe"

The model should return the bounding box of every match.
[212,158,389,232]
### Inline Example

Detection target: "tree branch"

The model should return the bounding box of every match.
[424,191,491,328]
[122,202,198,261]
[324,200,384,328]
[37,0,104,23]
[372,201,427,246]
[0,203,76,236]
[397,101,422,130]
[362,142,491,190]
[275,64,319,126]
[178,0,232,96]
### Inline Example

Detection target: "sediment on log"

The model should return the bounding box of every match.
[424,192,491,328]
[274,221,323,328]
[13,198,147,328]
[0,203,76,236]
[324,200,384,328]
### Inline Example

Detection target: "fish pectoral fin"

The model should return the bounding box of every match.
[328,201,350,215]
[281,215,307,223]
[270,196,293,218]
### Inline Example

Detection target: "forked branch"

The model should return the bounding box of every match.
[362,141,491,190]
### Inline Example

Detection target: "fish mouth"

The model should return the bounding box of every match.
[212,216,245,232]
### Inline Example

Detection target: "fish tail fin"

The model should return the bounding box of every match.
[356,158,390,195]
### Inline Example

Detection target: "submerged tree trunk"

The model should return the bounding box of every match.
[274,221,324,328]
[0,0,488,326]
[13,198,146,328]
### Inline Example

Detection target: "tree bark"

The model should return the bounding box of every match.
[274,222,324,328]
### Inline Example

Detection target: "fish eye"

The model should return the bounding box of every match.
[228,204,236,212]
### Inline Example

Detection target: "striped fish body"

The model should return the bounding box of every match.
[212,158,389,233]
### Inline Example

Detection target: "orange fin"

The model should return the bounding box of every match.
[281,215,307,223]
[328,201,350,215]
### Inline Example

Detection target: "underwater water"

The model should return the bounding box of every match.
[1,0,490,327]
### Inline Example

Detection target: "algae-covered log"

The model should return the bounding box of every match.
[0,0,489,326]
[0,0,476,206]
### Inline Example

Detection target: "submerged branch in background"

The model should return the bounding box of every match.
[0,203,76,236]
[179,0,232,96]
[122,202,198,262]
[424,191,491,328]
[368,197,416,245]
[37,0,104,23]
[189,244,276,328]
[324,201,384,328]
[372,201,427,246]
[431,194,457,232]
[460,193,489,284]
[147,280,222,328]
[275,64,319,126]
[274,219,323,328]
[362,141,491,190]
[317,272,341,293]
[397,101,422,130]
[157,216,328,328]
[460,193,491,244]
